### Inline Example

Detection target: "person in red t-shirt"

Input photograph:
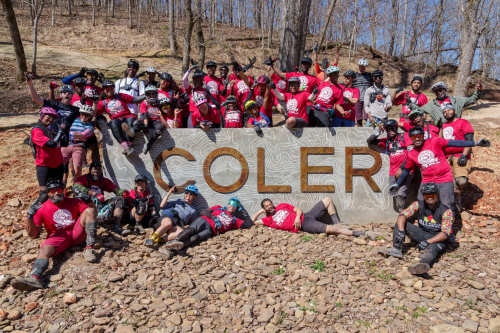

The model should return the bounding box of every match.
[245,100,271,131]
[31,107,65,205]
[390,126,491,209]
[204,61,228,104]
[251,75,278,125]
[442,105,475,209]
[272,77,317,128]
[182,65,210,115]
[230,67,255,110]
[164,198,253,251]
[312,66,345,127]
[331,70,359,127]
[97,80,146,156]
[252,197,364,236]
[392,75,428,124]
[49,77,94,108]
[126,174,157,235]
[191,95,221,129]
[221,95,243,128]
[11,178,97,291]
[399,110,441,144]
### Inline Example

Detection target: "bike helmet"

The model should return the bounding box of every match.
[256,75,269,85]
[244,100,257,110]
[343,70,357,77]
[87,69,98,77]
[421,182,439,195]
[159,97,172,105]
[431,81,447,92]
[127,59,139,69]
[301,56,313,65]
[408,126,425,137]
[134,174,148,182]
[102,80,115,88]
[411,74,424,84]
[220,64,229,70]
[225,95,237,104]
[192,72,204,81]
[74,77,87,86]
[79,104,93,116]
[144,85,158,104]
[288,76,300,84]
[326,66,340,75]
[160,72,173,82]
[40,107,59,120]
[194,95,207,107]
[59,85,75,94]
[206,61,217,68]
[383,119,398,129]
[372,70,384,78]
[228,197,243,211]
[146,67,156,73]
[184,184,199,195]
[46,177,65,190]
[409,110,424,119]
[358,58,369,66]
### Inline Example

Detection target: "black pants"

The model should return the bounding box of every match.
[393,222,447,266]
[147,120,166,146]
[188,217,215,241]
[95,114,109,132]
[301,201,330,233]
[181,116,189,129]
[128,211,153,228]
[108,117,136,144]
[311,109,330,127]
[36,164,64,186]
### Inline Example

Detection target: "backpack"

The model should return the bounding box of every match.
[212,207,237,231]
[28,126,50,159]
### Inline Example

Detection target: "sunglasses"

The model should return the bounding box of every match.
[87,75,97,79]
[146,93,157,97]
[411,134,424,140]
[386,126,397,131]
[161,105,170,111]
[423,193,437,200]
[184,191,197,196]
[75,83,86,87]
[104,87,114,91]
[48,188,63,194]
[128,65,138,69]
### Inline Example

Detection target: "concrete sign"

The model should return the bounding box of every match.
[102,128,399,224]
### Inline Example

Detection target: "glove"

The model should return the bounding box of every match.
[142,128,149,135]
[147,193,154,200]
[388,184,400,196]
[27,200,43,218]
[416,240,430,251]
[223,78,230,87]
[457,154,467,166]
[476,139,491,147]
[213,217,222,229]
[313,45,318,52]
[189,65,200,72]
[94,194,105,203]
[394,230,406,246]
[122,190,130,199]
[78,67,87,77]
[50,82,58,90]
[98,72,105,83]
[395,86,403,94]
[313,87,319,95]
[262,56,275,66]
[90,94,99,102]
[270,82,276,89]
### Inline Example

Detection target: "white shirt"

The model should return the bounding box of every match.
[115,77,145,116]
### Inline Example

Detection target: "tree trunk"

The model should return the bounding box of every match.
[431,0,445,69]
[67,0,71,15]
[51,0,55,26]
[454,0,482,96]
[277,0,312,71]
[261,0,264,52]
[388,0,398,56]
[1,0,27,82]
[169,0,177,54]
[182,0,194,73]
[128,0,132,29]
[92,0,95,26]
[138,0,141,32]
[194,0,205,68]
[401,0,407,56]
[267,0,275,48]
[31,0,45,76]
[316,0,337,52]
[111,0,114,17]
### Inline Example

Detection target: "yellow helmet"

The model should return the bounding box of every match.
[244,100,257,110]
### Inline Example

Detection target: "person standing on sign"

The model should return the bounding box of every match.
[331,70,359,127]
[364,70,392,128]
[353,58,373,127]
[115,59,145,117]
[392,75,428,124]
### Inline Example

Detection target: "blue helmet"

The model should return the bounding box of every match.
[228,197,243,211]
[184,185,199,195]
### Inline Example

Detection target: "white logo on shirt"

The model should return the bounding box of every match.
[84,88,94,97]
[206,81,219,95]
[107,100,125,116]
[237,80,250,94]
[343,90,353,98]
[158,92,167,100]
[255,95,264,108]
[147,106,161,118]
[443,127,455,140]
[272,210,289,227]
[299,76,308,88]
[72,100,83,108]
[318,87,333,103]
[417,150,439,169]
[53,209,75,229]
[225,111,240,121]
[277,80,286,90]
[287,99,298,112]
[219,212,233,228]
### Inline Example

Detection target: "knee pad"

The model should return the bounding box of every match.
[454,177,468,190]
[38,190,49,204]
[136,201,148,216]
[113,196,125,209]
[396,196,407,211]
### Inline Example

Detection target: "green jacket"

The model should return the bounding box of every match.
[407,90,481,124]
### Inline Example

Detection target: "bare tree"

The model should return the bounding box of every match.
[388,0,398,56]
[182,0,194,73]
[1,0,27,82]
[316,0,337,51]
[169,0,177,54]
[194,0,205,67]
[31,0,45,76]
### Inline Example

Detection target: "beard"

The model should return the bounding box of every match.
[91,173,101,181]
[437,92,447,100]
[50,195,64,204]
[444,113,455,120]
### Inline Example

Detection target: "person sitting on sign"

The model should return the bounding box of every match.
[397,110,441,141]
[251,197,364,237]
[379,182,454,275]
[164,198,253,251]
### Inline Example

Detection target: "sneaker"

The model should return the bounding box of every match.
[156,129,162,135]
[124,147,134,157]
[11,276,44,291]
[352,231,365,237]
[134,224,146,235]
[165,239,185,250]
[144,238,155,247]
[111,224,132,236]
[378,247,403,259]
[155,236,166,244]
[142,143,151,155]
[408,263,430,275]
[159,248,173,259]
[121,122,135,137]
[83,247,97,263]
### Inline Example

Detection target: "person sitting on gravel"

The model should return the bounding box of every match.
[72,162,130,236]
[126,174,157,235]
[379,182,454,275]
[143,185,199,249]
[164,198,253,251]
[251,197,364,237]
[11,178,97,291]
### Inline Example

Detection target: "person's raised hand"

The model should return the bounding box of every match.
[24,72,34,84]
[476,138,490,147]
[78,67,87,77]
[168,186,176,194]
[476,78,483,91]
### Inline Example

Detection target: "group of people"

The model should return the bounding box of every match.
[16,47,492,291]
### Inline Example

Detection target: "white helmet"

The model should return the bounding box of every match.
[358,58,369,66]
[144,85,158,104]
[146,67,156,73]
[431,81,447,93]
[79,104,93,116]
[411,74,424,84]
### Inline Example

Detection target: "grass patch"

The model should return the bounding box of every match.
[272,267,285,275]
[311,260,325,272]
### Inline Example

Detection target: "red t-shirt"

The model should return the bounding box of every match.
[443,118,474,158]
[378,136,412,176]
[222,108,242,128]
[34,198,88,237]
[140,101,162,121]
[128,189,154,214]
[74,175,118,194]
[316,81,343,109]
[31,128,63,168]
[186,86,208,113]
[204,76,225,103]
[339,87,359,120]
[56,94,93,107]
[395,91,428,122]
[202,205,244,234]
[402,123,440,144]
[247,114,270,127]
[157,90,169,100]
[405,137,453,184]
[437,97,454,110]
[253,87,278,119]
[272,73,288,94]
[286,72,318,106]
[191,107,221,127]
[85,85,103,98]
[97,93,135,119]
[283,91,310,123]
[261,203,303,233]
[234,78,255,109]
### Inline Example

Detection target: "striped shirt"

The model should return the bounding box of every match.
[69,118,94,145]
[353,72,373,101]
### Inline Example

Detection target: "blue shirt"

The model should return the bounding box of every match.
[161,199,198,224]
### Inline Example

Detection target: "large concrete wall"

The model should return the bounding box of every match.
[102,127,400,224]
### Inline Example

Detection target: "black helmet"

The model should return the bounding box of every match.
[383,119,398,129]
[220,64,229,70]
[343,70,357,78]
[225,95,237,104]
[206,61,217,68]
[102,80,114,88]
[193,72,204,81]
[372,69,384,78]
[301,56,313,64]
[421,182,439,195]
[127,59,139,69]
[134,174,148,182]
[288,76,300,84]
[87,69,98,77]
[89,161,102,170]
[160,72,173,82]
[74,77,87,85]
[46,178,65,191]
[408,126,425,137]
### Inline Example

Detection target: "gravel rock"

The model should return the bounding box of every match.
[63,293,77,304]
[430,324,465,333]
[467,280,485,290]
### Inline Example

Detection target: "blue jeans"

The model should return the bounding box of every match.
[330,117,355,127]
[366,116,387,127]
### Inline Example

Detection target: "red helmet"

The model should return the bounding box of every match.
[39,107,59,120]
[256,75,269,85]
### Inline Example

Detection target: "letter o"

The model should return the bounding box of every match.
[203,148,248,193]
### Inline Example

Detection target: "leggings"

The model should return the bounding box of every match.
[393,222,447,266]
[147,120,166,146]
[108,117,136,144]
[36,164,64,186]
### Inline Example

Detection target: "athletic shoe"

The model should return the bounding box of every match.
[124,147,134,157]
[111,224,132,236]
[11,276,44,291]
[352,231,365,237]
[408,263,430,275]
[142,143,151,155]
[144,239,155,247]
[121,123,135,137]
[165,239,185,250]
[134,224,146,235]
[83,247,97,263]
[159,248,173,259]
[378,247,403,259]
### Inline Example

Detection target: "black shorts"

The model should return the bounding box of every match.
[86,133,98,146]
[292,117,309,128]
[301,201,328,234]
[127,211,153,228]
[36,164,64,186]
